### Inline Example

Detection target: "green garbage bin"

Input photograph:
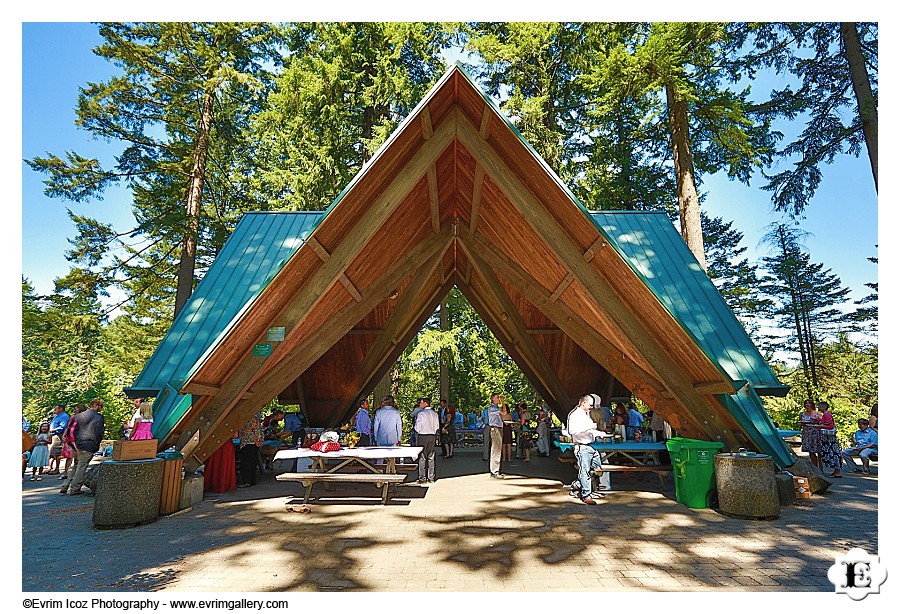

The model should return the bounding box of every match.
[666,437,725,509]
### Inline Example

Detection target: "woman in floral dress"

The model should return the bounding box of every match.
[799,398,822,470]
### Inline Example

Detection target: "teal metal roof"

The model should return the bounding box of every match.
[591,211,783,391]
[127,211,323,396]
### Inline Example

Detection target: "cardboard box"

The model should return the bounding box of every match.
[793,475,812,499]
[112,438,159,461]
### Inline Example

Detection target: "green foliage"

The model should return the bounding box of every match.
[22,277,164,439]
[393,288,537,418]
[249,22,451,211]
[26,22,282,318]
[845,252,878,333]
[763,335,876,448]
[758,223,851,395]
[745,22,878,215]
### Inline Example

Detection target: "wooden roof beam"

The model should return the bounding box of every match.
[354,246,449,391]
[427,164,440,233]
[583,236,607,262]
[460,226,681,411]
[421,105,433,140]
[181,381,220,397]
[338,272,454,423]
[470,164,485,233]
[459,281,562,416]
[456,114,739,448]
[307,236,363,303]
[479,104,492,139]
[548,272,575,303]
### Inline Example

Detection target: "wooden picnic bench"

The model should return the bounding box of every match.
[276,472,407,505]
[556,438,671,487]
[273,445,423,506]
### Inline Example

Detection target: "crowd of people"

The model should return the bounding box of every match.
[798,399,879,478]
[22,397,156,490]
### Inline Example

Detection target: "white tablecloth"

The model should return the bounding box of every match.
[274,445,423,461]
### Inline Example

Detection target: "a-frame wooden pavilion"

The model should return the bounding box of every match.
[127,64,794,471]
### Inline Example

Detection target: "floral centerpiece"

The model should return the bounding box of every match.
[345,431,361,448]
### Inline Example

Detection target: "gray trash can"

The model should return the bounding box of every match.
[713,451,780,519]
[92,457,164,528]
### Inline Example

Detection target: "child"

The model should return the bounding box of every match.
[27,422,52,480]
[129,401,154,440]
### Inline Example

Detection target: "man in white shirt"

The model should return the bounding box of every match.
[487,393,504,478]
[411,397,440,483]
[566,394,609,505]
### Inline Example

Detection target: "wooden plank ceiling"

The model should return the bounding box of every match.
[165,66,756,469]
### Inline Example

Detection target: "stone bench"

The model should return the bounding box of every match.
[276,471,408,505]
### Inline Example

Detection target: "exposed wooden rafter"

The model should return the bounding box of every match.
[420,105,433,140]
[470,164,485,233]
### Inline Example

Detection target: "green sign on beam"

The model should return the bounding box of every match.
[266,326,286,342]
[253,343,272,357]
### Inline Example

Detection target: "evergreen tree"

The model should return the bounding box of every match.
[759,223,851,396]
[596,23,778,269]
[846,252,877,334]
[27,23,281,317]
[250,22,451,212]
[746,22,878,215]
[701,212,770,335]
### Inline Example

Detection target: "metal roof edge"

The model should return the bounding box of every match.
[129,212,272,392]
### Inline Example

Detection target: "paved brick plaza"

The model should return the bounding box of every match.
[21,448,878,593]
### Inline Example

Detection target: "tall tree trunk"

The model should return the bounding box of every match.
[840,22,878,191]
[439,298,449,404]
[174,90,215,318]
[615,105,635,210]
[665,83,706,270]
[775,227,812,387]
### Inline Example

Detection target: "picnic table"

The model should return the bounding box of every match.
[274,446,423,505]
[554,436,671,487]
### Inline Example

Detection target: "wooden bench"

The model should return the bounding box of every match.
[557,454,672,486]
[318,459,418,473]
[276,472,408,505]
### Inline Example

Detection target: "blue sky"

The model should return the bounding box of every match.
[20,22,879,324]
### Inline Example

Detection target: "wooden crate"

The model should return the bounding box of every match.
[159,458,184,515]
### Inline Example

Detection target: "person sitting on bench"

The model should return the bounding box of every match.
[841,418,878,474]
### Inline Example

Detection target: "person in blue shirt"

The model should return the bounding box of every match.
[841,418,879,474]
[626,403,645,440]
[47,404,70,475]
[354,398,372,446]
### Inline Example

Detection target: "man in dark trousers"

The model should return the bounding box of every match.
[411,397,440,483]
[60,397,105,496]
